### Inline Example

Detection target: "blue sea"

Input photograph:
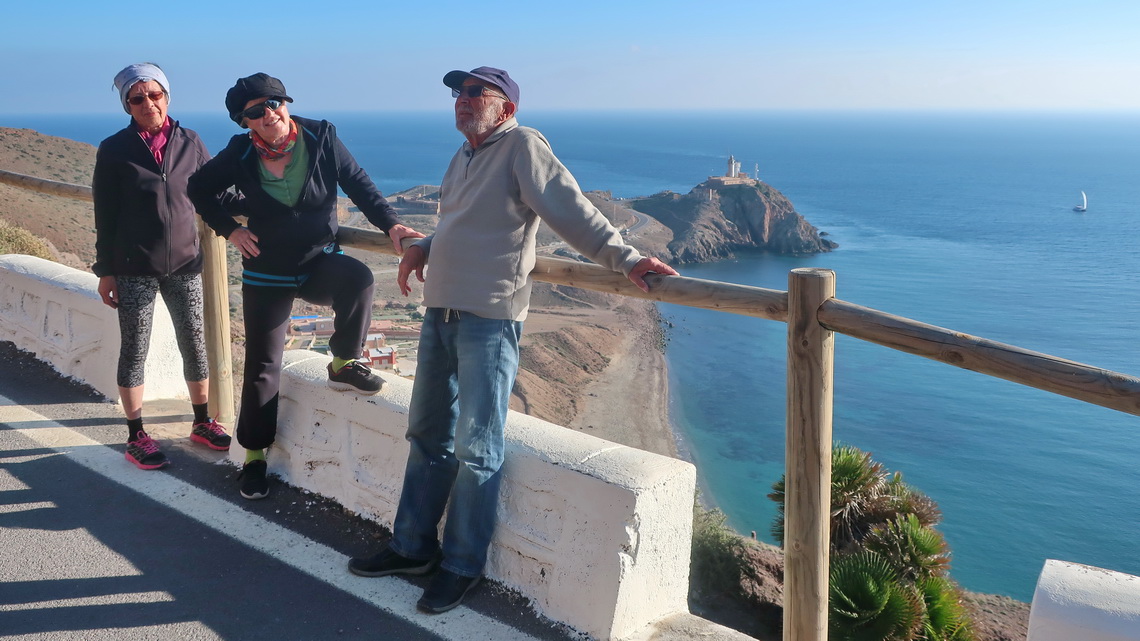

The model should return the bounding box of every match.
[6,109,1140,601]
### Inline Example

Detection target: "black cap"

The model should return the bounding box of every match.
[443,66,520,105]
[225,73,293,126]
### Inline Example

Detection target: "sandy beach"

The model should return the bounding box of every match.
[515,295,678,459]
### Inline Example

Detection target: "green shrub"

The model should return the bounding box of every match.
[864,514,951,581]
[770,444,974,641]
[917,575,973,641]
[690,502,745,599]
[830,551,923,641]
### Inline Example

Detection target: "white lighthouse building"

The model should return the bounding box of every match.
[727,155,741,178]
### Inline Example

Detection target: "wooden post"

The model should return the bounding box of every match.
[784,268,835,641]
[198,220,234,425]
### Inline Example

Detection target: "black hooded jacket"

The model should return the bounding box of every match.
[92,119,225,277]
[187,116,400,276]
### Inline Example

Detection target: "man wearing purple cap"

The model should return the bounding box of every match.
[348,66,677,613]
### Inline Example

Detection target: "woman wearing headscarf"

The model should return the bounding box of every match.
[188,73,421,500]
[92,62,236,470]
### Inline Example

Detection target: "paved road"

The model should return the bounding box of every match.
[0,342,575,641]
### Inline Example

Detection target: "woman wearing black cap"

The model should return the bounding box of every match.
[93,62,236,470]
[188,72,421,500]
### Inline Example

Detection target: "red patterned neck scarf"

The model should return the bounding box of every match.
[250,118,298,161]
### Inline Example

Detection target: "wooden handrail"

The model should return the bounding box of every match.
[337,226,791,321]
[0,169,92,201]
[817,299,1140,417]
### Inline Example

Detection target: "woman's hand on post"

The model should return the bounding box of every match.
[387,223,425,256]
[97,275,118,309]
[228,227,260,259]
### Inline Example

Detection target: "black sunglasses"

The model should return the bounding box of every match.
[127,91,166,106]
[241,99,284,121]
[452,86,507,100]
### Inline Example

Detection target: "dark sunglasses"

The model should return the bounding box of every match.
[452,85,507,100]
[127,91,166,106]
[241,99,284,121]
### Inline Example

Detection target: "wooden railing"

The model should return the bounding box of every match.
[7,168,1140,641]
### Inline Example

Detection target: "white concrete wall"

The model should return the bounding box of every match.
[255,350,696,641]
[0,255,187,402]
[1028,559,1140,641]
[0,255,698,641]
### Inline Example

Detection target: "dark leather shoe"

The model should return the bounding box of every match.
[417,570,482,614]
[348,547,438,577]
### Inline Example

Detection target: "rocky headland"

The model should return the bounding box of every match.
[628,179,837,263]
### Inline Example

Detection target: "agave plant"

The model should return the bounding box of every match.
[829,551,923,641]
[864,514,952,582]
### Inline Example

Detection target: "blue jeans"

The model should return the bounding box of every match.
[389,308,522,577]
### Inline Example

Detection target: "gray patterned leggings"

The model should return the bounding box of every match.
[115,273,209,388]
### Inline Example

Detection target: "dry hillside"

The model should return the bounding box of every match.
[0,127,97,268]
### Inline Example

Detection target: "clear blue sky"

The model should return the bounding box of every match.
[2,0,1137,114]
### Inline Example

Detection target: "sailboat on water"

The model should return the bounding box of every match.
[1074,191,1088,212]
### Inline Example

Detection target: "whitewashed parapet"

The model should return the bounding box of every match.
[1028,559,1140,641]
[0,255,187,402]
[257,349,696,641]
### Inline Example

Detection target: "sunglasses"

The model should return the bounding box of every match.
[241,99,284,121]
[127,91,166,106]
[452,85,507,100]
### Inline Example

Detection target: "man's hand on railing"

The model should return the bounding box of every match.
[627,257,678,293]
[397,245,426,297]
[386,224,425,256]
[98,275,119,309]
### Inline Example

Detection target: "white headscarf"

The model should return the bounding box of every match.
[112,63,170,114]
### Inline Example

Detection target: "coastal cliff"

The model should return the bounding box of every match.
[628,179,837,263]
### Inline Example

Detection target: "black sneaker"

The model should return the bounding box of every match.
[327,360,383,395]
[348,547,438,577]
[417,570,482,614]
[125,431,169,470]
[238,459,269,500]
[190,418,231,451]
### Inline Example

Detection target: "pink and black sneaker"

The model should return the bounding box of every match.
[190,418,231,451]
[125,431,169,470]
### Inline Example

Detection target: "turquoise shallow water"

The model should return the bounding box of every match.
[7,109,1140,600]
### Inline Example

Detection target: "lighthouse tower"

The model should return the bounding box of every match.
[726,155,741,178]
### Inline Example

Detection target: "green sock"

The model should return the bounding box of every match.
[331,356,352,372]
[245,449,265,463]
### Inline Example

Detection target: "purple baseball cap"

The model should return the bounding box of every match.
[443,66,520,105]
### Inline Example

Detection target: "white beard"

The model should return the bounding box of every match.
[456,101,503,138]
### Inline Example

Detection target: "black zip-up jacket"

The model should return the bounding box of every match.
[187,116,401,276]
[92,119,228,277]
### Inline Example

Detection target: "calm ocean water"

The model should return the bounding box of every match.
[7,109,1140,600]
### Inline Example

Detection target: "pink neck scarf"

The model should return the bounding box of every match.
[137,117,173,165]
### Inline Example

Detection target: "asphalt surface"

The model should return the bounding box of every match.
[0,341,579,641]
